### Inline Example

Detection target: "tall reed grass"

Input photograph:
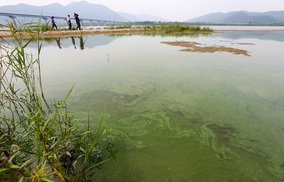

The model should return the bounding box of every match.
[0,19,115,182]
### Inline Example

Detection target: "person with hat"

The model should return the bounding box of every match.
[74,13,81,30]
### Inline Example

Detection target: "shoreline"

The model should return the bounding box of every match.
[1,28,284,39]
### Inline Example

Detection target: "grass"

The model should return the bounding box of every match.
[159,23,212,32]
[104,23,212,33]
[104,25,132,30]
[0,19,116,181]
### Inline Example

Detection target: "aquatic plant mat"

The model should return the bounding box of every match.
[161,41,251,56]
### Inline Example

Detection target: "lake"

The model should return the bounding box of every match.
[32,30,284,181]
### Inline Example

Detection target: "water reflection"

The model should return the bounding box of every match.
[211,31,284,42]
[56,38,62,49]
[1,28,284,50]
[71,37,76,49]
[32,31,284,51]
[79,36,85,50]
[40,35,117,49]
[34,36,87,50]
[15,33,209,50]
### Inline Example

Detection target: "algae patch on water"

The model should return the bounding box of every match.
[161,41,251,56]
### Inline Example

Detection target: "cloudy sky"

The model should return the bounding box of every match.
[1,0,284,21]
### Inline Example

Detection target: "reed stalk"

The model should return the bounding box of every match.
[0,19,116,182]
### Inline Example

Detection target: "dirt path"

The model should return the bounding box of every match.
[0,29,150,39]
[1,29,284,39]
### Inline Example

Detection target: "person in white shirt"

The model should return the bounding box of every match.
[67,15,72,30]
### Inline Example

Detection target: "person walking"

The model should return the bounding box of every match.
[74,13,81,30]
[67,15,72,30]
[51,16,58,30]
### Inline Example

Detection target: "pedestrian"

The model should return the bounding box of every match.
[74,13,81,30]
[67,15,72,30]
[51,16,58,30]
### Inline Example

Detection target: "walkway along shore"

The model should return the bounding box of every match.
[1,28,284,39]
[0,29,145,39]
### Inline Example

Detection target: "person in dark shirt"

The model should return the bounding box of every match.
[74,13,81,30]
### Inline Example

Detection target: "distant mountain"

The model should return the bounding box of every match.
[65,1,128,22]
[0,1,127,25]
[0,1,168,25]
[186,11,284,23]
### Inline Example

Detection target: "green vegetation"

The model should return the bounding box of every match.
[107,32,208,38]
[104,25,132,30]
[0,20,115,181]
[104,23,212,33]
[15,22,50,32]
[155,23,212,33]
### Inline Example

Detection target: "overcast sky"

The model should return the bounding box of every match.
[1,0,284,21]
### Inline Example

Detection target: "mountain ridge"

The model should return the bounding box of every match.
[1,2,283,24]
[0,1,167,23]
[186,10,284,23]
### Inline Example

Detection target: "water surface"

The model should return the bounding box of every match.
[37,32,284,181]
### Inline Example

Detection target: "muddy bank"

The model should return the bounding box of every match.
[0,28,212,39]
[0,29,147,39]
[1,28,284,40]
[161,41,251,56]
